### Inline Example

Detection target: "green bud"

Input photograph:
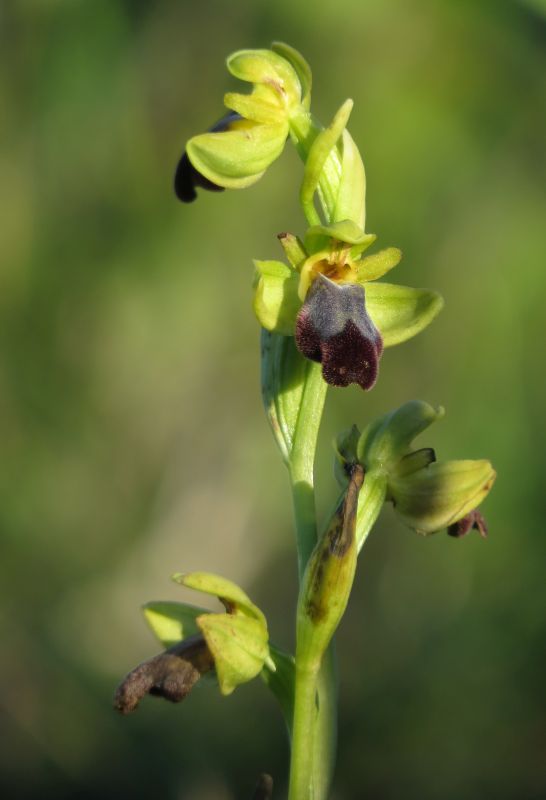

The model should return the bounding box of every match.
[171,572,272,695]
[296,465,364,671]
[388,458,496,535]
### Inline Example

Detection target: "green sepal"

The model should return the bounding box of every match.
[300,99,354,225]
[226,49,303,110]
[356,247,402,282]
[304,220,375,254]
[186,122,288,189]
[173,571,265,624]
[271,42,312,111]
[357,400,444,469]
[197,613,269,696]
[142,601,207,648]
[278,232,307,268]
[261,331,308,464]
[365,282,444,348]
[253,259,301,335]
[388,459,496,535]
[332,128,366,228]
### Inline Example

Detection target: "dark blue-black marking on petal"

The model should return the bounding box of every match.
[295,275,383,390]
[174,112,242,203]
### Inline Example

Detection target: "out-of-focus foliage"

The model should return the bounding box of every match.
[0,1,544,798]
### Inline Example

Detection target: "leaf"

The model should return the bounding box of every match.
[365,282,444,347]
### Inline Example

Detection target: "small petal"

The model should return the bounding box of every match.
[356,247,402,282]
[295,276,383,390]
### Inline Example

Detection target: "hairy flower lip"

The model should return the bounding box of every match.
[295,275,383,390]
[174,112,242,203]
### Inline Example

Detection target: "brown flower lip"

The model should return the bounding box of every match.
[114,634,214,715]
[295,274,383,390]
[174,112,242,203]
[447,509,488,538]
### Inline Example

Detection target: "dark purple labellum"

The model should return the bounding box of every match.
[295,275,383,390]
[447,509,488,538]
[174,112,242,203]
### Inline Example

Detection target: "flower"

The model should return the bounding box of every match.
[175,47,308,201]
[254,221,444,390]
[334,400,496,535]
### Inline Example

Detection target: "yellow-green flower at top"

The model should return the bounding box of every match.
[254,220,444,390]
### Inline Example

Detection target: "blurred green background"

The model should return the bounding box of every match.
[1,0,545,798]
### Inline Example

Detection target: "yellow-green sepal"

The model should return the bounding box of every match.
[365,282,444,347]
[253,260,301,335]
[173,571,265,623]
[142,601,207,648]
[186,121,288,189]
[197,613,270,696]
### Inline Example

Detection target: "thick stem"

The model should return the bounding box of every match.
[289,660,321,800]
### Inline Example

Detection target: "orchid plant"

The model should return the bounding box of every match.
[115,44,495,800]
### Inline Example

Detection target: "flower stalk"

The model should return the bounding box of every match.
[115,43,495,800]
